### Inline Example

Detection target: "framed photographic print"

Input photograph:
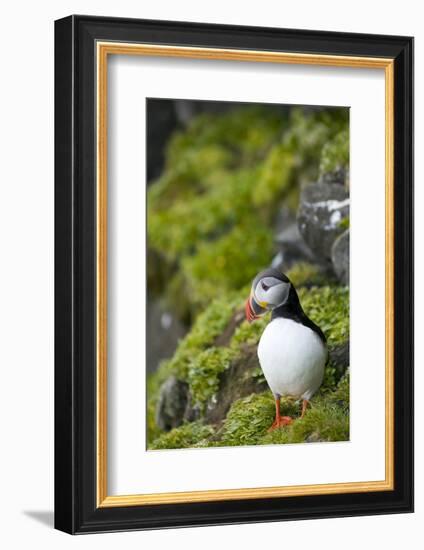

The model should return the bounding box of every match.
[54,15,414,534]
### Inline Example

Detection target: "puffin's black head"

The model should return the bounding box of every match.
[245,268,292,323]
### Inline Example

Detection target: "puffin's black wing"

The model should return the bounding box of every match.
[297,311,327,345]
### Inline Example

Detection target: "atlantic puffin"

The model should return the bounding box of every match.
[245,268,327,430]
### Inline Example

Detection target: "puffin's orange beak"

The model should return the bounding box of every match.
[245,296,258,323]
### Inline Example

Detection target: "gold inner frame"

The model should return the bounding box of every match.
[96,42,395,508]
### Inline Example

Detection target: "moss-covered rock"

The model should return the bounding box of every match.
[148,106,349,319]
[204,343,268,425]
[147,104,350,450]
[217,377,349,447]
[319,128,349,184]
[286,261,332,288]
[149,421,215,450]
[216,392,279,446]
[180,223,274,312]
[155,376,189,431]
[149,370,349,449]
[187,347,236,410]
[160,293,241,381]
[149,281,350,449]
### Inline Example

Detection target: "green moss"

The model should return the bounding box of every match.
[149,359,349,452]
[166,106,285,165]
[147,282,350,449]
[148,168,260,262]
[163,294,240,381]
[148,106,349,315]
[286,262,327,288]
[260,403,349,445]
[187,347,236,408]
[284,108,348,173]
[149,371,350,450]
[338,216,350,231]
[230,313,269,350]
[181,223,274,311]
[146,294,241,445]
[146,102,351,449]
[298,286,349,346]
[149,421,215,450]
[217,393,279,446]
[321,362,338,393]
[216,372,350,448]
[252,144,294,208]
[325,370,350,412]
[149,281,348,421]
[263,373,351,444]
[319,128,349,176]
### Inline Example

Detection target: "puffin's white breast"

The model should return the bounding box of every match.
[257,317,327,400]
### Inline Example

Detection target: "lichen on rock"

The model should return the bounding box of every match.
[297,182,350,264]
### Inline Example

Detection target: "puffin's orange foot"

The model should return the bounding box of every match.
[268,416,293,431]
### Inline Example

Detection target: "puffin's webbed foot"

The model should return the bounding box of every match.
[269,396,294,431]
[268,415,293,432]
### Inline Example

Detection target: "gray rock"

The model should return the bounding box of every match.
[204,343,267,425]
[146,299,187,374]
[272,222,316,270]
[274,205,296,233]
[306,431,324,443]
[328,340,350,378]
[147,99,178,182]
[319,167,349,186]
[297,182,349,263]
[155,376,189,431]
[331,230,350,285]
[183,393,202,423]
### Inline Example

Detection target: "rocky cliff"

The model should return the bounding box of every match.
[146,104,350,449]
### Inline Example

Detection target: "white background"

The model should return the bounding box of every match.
[0,1,420,548]
[108,56,386,495]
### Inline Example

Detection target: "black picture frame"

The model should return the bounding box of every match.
[55,15,414,534]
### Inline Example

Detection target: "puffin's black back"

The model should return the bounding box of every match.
[271,284,327,344]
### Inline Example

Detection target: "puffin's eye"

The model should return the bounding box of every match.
[261,280,270,292]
